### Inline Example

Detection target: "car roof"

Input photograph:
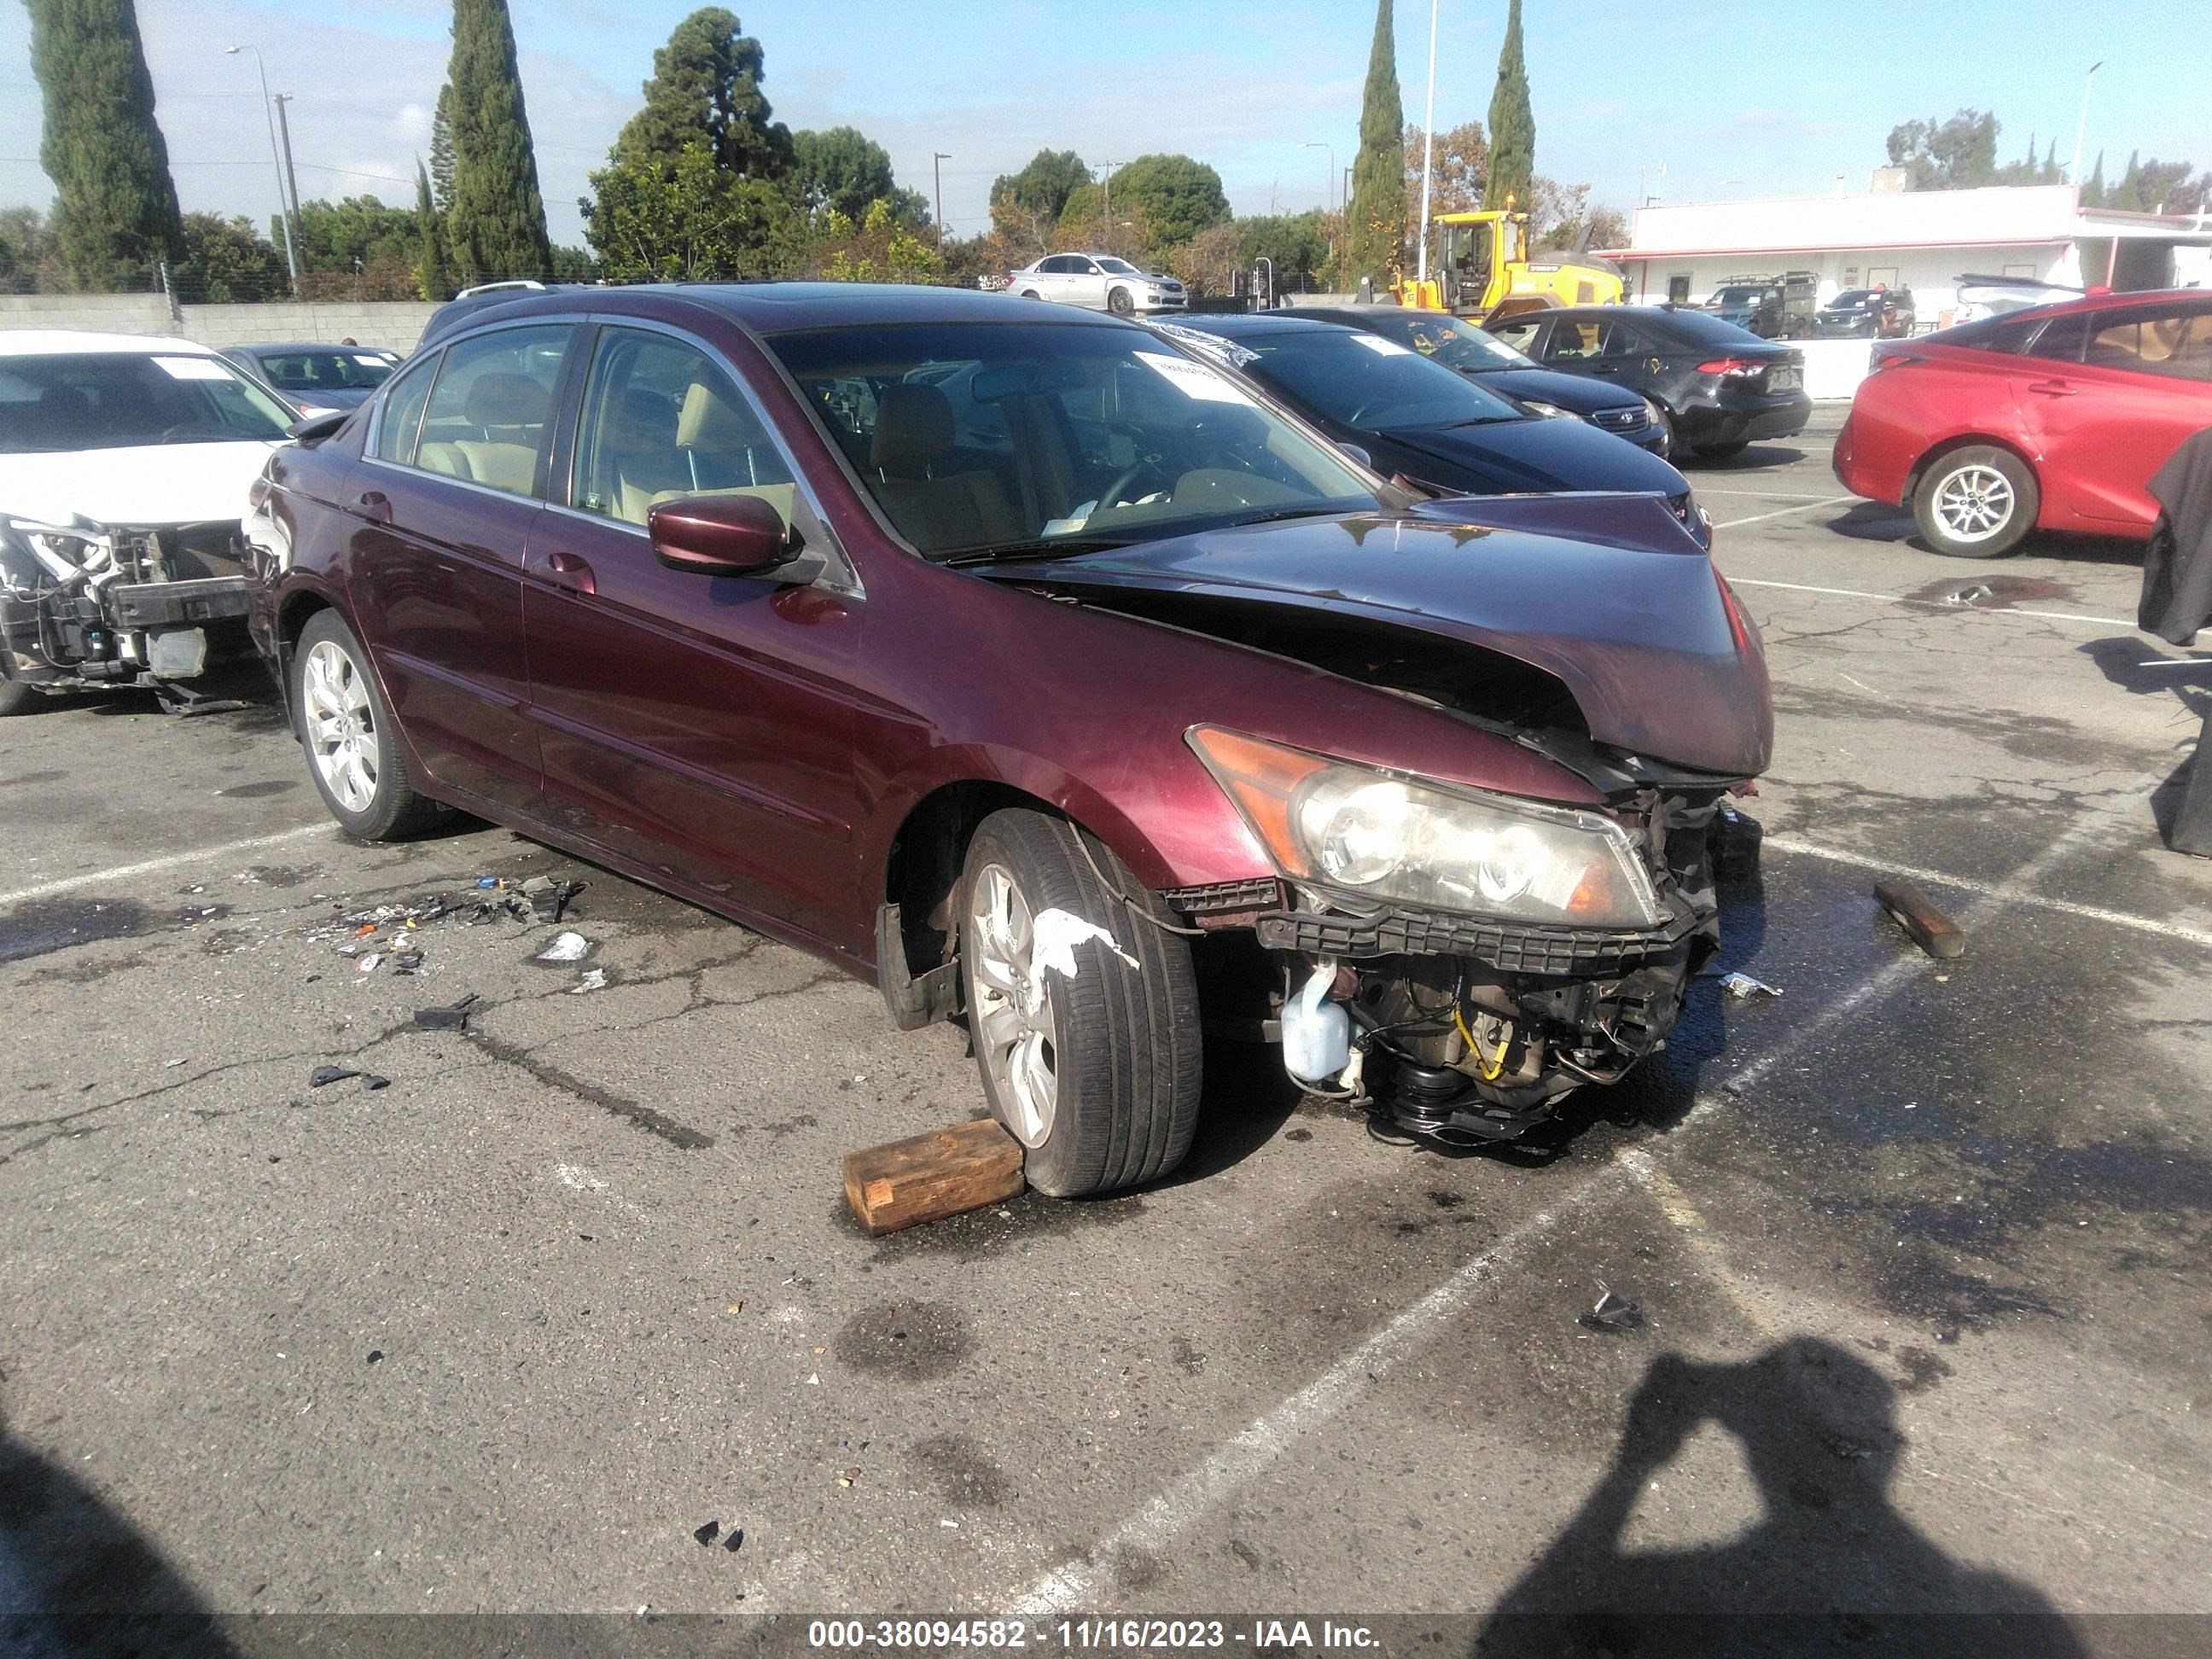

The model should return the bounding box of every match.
[1167,312,1355,340]
[0,330,218,358]
[435,281,1139,338]
[1980,285,2210,323]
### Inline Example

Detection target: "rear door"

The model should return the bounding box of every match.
[521,319,866,947]
[344,322,576,812]
[2011,300,2212,528]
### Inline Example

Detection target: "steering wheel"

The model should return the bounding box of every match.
[1096,457,1170,510]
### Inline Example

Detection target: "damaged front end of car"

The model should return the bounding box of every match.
[0,511,254,712]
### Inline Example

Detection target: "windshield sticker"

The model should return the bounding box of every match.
[1350,334,1414,357]
[1137,351,1258,405]
[1144,321,1260,368]
[154,356,233,381]
[352,353,390,368]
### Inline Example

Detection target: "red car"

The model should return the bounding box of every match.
[246,284,1769,1194]
[1836,288,2212,558]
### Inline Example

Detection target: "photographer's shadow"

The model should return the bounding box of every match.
[1476,1338,2086,1656]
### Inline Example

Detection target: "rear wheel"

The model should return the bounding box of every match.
[1913,445,2037,558]
[1019,288,1042,300]
[958,809,1202,1197]
[291,610,446,839]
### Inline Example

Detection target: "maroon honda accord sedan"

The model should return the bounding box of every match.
[244,283,1771,1195]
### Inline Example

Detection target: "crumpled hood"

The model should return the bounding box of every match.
[0,440,280,529]
[986,499,1773,777]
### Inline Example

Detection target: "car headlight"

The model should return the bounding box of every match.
[1518,400,1585,422]
[1187,727,1663,928]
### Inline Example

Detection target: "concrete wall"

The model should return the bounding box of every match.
[0,293,437,354]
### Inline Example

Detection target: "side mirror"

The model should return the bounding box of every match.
[647,493,797,579]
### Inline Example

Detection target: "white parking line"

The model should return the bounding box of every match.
[1726,575,2137,631]
[1711,495,1857,529]
[0,823,335,909]
[1763,835,2212,950]
[1002,805,2132,1611]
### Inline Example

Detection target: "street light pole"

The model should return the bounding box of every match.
[1416,0,1438,285]
[1097,160,1121,247]
[2069,61,2104,186]
[1300,141,1336,213]
[225,44,298,294]
[931,152,950,246]
[272,94,305,269]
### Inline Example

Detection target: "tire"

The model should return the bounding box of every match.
[290,609,446,839]
[1651,405,1679,460]
[1108,287,1135,317]
[1019,288,1042,300]
[1693,439,1749,461]
[1913,445,2038,559]
[0,660,44,716]
[958,809,1202,1197]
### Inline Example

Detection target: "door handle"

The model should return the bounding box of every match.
[348,489,392,524]
[2026,379,2075,397]
[529,549,597,596]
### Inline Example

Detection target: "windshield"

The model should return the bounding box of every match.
[1712,287,1766,306]
[0,352,294,453]
[1095,258,1142,276]
[250,348,397,393]
[765,321,1380,559]
[1353,311,1534,371]
[1202,326,1526,431]
[1828,289,1877,307]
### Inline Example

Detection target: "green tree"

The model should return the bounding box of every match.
[2133,159,2203,213]
[445,0,553,284]
[550,244,601,281]
[614,8,792,180]
[428,86,457,210]
[2114,149,2142,210]
[1885,109,2000,190]
[1104,154,1228,248]
[1484,0,1534,210]
[171,212,286,303]
[792,126,925,224]
[415,160,453,301]
[25,0,182,288]
[2081,149,2105,206]
[292,195,421,271]
[1405,121,1487,216]
[0,206,59,292]
[583,143,799,282]
[2041,137,2060,184]
[816,198,943,283]
[1238,212,1330,292]
[1345,0,1406,288]
[990,148,1091,224]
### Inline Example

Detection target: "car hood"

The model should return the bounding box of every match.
[0,440,281,528]
[983,502,1772,777]
[1377,416,1688,498]
[1466,366,1644,416]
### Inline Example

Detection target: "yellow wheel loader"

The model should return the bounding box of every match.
[1392,210,1623,322]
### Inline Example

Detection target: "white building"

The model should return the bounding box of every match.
[1600,183,2212,329]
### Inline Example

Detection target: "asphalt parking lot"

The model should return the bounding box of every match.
[4,405,2210,1641]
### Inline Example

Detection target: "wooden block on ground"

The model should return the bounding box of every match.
[1874,878,1965,959]
[843,1118,1025,1236]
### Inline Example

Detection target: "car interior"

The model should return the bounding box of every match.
[413,330,569,495]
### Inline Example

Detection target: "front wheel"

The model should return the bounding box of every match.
[0,660,44,716]
[1108,287,1135,317]
[291,609,446,839]
[1913,445,2037,558]
[959,810,1202,1196]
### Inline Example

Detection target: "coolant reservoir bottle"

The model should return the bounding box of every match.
[1282,963,1351,1084]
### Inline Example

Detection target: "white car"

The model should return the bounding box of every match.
[0,330,300,713]
[1008,253,1187,316]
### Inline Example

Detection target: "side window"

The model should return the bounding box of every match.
[2028,313,2089,364]
[1489,317,1545,355]
[414,325,571,498]
[374,352,439,465]
[1541,319,1609,362]
[2084,307,2212,379]
[571,328,796,529]
[1039,256,1070,275]
[1599,323,1648,357]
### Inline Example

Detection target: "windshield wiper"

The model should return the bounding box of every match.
[939,535,1134,568]
[1225,504,1345,528]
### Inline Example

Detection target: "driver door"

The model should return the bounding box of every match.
[1068,258,1109,311]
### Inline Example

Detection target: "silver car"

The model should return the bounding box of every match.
[1008,253,1187,316]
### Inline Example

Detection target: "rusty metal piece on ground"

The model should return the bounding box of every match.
[1873,878,1965,958]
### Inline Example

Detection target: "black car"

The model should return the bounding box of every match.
[218,342,401,414]
[1162,314,1706,544]
[1292,306,1668,455]
[1487,306,1813,462]
[1815,286,1914,339]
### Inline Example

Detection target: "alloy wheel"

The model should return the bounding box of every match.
[966,861,1057,1146]
[301,638,380,812]
[1932,464,2016,544]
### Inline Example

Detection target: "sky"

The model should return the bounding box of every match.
[3,0,2209,252]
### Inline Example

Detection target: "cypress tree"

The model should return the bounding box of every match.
[25,0,183,288]
[444,0,552,285]
[614,8,792,181]
[1345,0,1405,289]
[415,159,453,301]
[2041,137,2059,184]
[428,86,457,210]
[2081,149,2106,207]
[2116,149,2142,211]
[1483,0,1534,210]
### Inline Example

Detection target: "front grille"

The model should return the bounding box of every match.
[1592,407,1647,432]
[1252,905,1698,973]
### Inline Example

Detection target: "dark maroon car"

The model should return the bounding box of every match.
[244,284,1771,1195]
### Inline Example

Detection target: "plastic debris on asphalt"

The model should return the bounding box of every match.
[1719,972,1783,1000]
[538,931,590,963]
[308,1064,386,1090]
[693,1521,720,1547]
[1579,1280,1644,1332]
[413,994,477,1031]
[571,968,608,994]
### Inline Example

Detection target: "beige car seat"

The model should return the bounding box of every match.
[632,378,799,527]
[865,383,1020,551]
[418,371,549,492]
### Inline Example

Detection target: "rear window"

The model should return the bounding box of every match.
[1645,308,1771,346]
[1221,327,1528,430]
